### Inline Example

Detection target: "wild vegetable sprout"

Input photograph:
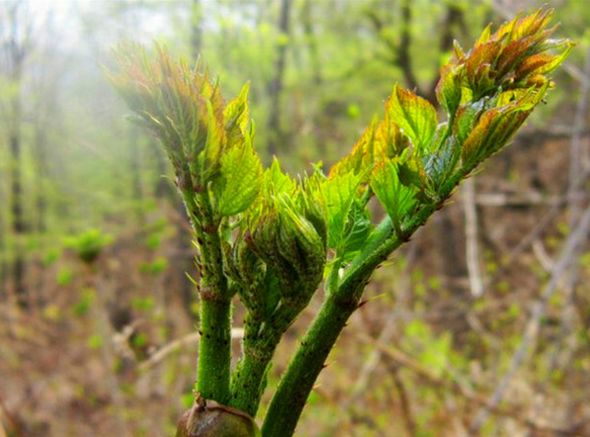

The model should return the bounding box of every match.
[108,9,572,437]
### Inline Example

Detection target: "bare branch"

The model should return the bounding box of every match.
[469,204,590,433]
[463,178,484,297]
[139,328,244,372]
[546,46,590,374]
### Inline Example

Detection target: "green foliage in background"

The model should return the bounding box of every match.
[64,228,113,264]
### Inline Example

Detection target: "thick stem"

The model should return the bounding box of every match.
[261,180,463,436]
[261,259,397,435]
[230,313,283,416]
[230,345,273,416]
[230,315,266,416]
[179,184,233,404]
[195,195,231,404]
[260,234,405,436]
[230,275,318,416]
[260,296,355,437]
[197,297,232,403]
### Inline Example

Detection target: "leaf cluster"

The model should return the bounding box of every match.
[64,228,112,265]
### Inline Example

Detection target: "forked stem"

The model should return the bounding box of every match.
[261,176,463,437]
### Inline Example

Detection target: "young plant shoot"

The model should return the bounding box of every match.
[108,8,571,437]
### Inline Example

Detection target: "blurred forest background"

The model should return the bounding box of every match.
[1,0,590,436]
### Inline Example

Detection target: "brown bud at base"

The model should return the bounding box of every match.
[176,397,260,437]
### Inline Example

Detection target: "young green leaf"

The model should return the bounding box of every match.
[339,198,373,259]
[213,142,263,217]
[388,85,438,154]
[435,64,463,115]
[370,160,417,235]
[320,171,363,252]
[224,83,251,149]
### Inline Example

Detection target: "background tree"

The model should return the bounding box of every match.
[0,0,33,307]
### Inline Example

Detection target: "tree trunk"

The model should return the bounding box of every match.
[33,121,48,234]
[129,128,146,226]
[3,0,31,308]
[191,0,203,60]
[396,0,418,91]
[301,0,321,86]
[9,97,26,307]
[0,186,7,298]
[266,0,291,157]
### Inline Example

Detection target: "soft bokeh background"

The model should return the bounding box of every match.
[1,0,590,436]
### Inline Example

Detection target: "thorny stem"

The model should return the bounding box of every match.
[197,296,232,404]
[230,286,314,416]
[230,314,277,416]
[261,172,466,437]
[180,181,232,404]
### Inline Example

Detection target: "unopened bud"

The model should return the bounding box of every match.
[176,398,260,437]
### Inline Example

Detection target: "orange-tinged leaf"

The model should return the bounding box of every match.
[505,8,553,42]
[378,111,409,158]
[109,43,238,189]
[517,40,574,78]
[461,108,496,166]
[435,64,463,115]
[329,120,380,178]
[461,86,547,169]
[474,24,492,46]
[465,40,502,81]
[224,84,250,137]
[440,7,570,103]
[389,85,437,153]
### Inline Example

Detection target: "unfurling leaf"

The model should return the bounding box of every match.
[109,45,227,186]
[321,172,363,251]
[213,142,263,217]
[388,85,437,154]
[437,7,574,101]
[224,84,251,145]
[461,85,547,170]
[209,84,262,216]
[328,120,380,178]
[245,162,326,297]
[340,199,373,259]
[275,194,326,281]
[329,107,409,180]
[436,64,463,115]
[109,45,270,223]
[370,160,417,234]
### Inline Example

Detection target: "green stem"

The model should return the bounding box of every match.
[179,181,233,404]
[196,211,232,404]
[230,271,320,416]
[230,341,274,416]
[261,173,466,436]
[230,314,267,415]
[260,248,397,436]
[197,296,232,403]
[260,298,358,436]
[229,311,288,416]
